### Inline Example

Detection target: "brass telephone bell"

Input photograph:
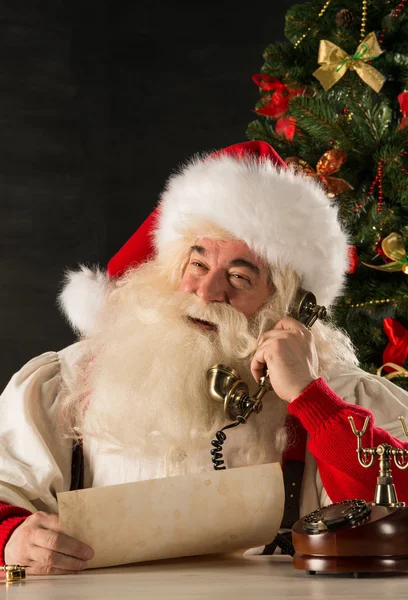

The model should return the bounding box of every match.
[207,289,327,422]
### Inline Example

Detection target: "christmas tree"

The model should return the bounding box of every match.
[247,0,408,389]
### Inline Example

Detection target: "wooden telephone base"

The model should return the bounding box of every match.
[292,503,408,574]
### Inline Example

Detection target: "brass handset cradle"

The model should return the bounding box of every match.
[207,290,327,425]
[348,414,408,507]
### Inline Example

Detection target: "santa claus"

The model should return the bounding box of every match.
[2,141,408,575]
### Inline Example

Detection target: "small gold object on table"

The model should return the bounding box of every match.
[1,565,26,583]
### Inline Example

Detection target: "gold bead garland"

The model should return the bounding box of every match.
[361,0,368,42]
[294,0,369,49]
[345,295,408,308]
[294,0,332,48]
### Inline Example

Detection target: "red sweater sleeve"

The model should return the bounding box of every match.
[0,502,31,565]
[287,377,408,504]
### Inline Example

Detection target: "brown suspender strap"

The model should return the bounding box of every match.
[70,439,84,491]
[280,459,305,529]
[262,415,307,555]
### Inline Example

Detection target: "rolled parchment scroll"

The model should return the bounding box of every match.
[58,462,284,569]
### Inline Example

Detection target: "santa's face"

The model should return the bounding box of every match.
[74,243,277,452]
[179,238,272,327]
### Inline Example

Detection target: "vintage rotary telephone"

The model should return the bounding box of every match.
[206,289,327,470]
[292,415,408,575]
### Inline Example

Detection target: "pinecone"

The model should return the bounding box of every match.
[335,8,355,28]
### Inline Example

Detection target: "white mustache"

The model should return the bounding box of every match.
[182,295,258,359]
[184,297,246,328]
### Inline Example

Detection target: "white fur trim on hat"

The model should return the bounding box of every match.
[58,265,113,336]
[155,153,350,308]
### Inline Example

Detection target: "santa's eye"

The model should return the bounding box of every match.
[229,273,251,288]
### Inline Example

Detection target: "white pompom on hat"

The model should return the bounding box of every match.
[59,141,350,335]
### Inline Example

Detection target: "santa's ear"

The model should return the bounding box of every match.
[58,265,114,337]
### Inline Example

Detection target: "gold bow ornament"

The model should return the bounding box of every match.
[286,149,353,198]
[313,32,385,93]
[362,232,408,274]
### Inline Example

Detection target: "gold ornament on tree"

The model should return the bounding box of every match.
[286,149,353,198]
[313,32,385,93]
[362,233,408,274]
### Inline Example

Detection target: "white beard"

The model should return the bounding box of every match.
[60,259,357,475]
[71,264,262,459]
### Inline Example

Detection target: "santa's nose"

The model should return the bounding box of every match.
[195,273,228,304]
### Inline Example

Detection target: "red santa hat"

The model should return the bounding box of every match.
[59,140,350,336]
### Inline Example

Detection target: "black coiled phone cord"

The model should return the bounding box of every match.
[210,418,244,470]
[210,419,295,557]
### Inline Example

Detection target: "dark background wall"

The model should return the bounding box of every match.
[1,0,296,391]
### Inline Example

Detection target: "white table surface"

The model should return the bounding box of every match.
[2,553,408,600]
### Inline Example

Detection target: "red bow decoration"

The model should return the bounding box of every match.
[398,91,408,130]
[252,74,305,141]
[382,317,408,374]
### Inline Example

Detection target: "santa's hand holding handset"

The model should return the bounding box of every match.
[252,317,319,403]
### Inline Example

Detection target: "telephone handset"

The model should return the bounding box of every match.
[206,289,327,472]
[207,289,327,429]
